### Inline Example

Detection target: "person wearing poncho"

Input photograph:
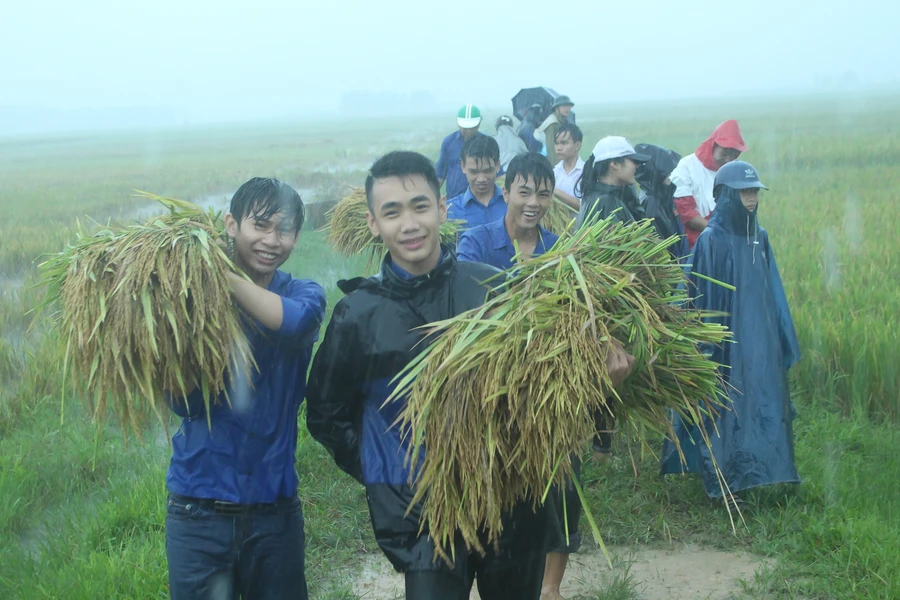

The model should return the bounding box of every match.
[670,120,747,249]
[660,161,802,502]
[633,143,690,261]
[307,151,569,599]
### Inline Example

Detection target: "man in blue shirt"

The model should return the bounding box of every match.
[457,152,558,270]
[447,135,507,230]
[436,104,485,199]
[165,177,326,600]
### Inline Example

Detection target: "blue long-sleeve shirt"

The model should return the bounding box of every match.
[456,217,558,270]
[436,130,486,199]
[447,184,508,230]
[166,270,326,504]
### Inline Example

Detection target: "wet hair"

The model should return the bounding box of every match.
[230,177,305,233]
[504,152,555,193]
[460,134,500,165]
[364,151,442,211]
[555,123,583,144]
[575,156,625,198]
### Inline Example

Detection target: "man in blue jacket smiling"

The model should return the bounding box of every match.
[165,177,326,600]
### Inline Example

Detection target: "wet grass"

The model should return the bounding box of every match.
[0,94,898,598]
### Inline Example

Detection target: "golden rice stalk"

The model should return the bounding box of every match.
[322,186,462,269]
[36,192,254,438]
[388,216,732,566]
[543,197,578,235]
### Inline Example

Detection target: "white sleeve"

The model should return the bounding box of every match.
[669,157,694,198]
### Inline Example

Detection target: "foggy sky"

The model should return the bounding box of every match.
[3,0,899,129]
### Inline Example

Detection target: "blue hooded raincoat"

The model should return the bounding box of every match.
[660,187,802,497]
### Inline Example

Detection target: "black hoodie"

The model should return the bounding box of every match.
[576,181,645,227]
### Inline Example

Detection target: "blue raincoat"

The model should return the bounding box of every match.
[660,187,802,497]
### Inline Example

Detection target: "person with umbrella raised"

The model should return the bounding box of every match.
[517,104,544,153]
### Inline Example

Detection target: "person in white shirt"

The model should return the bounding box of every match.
[551,123,584,211]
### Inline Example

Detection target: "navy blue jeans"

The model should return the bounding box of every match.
[165,493,308,600]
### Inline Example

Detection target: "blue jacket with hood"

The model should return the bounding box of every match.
[660,186,802,497]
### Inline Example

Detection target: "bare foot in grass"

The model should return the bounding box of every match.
[540,587,566,600]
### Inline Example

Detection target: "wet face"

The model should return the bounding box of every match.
[459,125,480,140]
[462,156,499,197]
[608,158,640,186]
[366,174,446,276]
[225,210,299,284]
[713,144,741,167]
[504,174,553,231]
[739,188,760,212]
[554,131,581,162]
[556,104,572,118]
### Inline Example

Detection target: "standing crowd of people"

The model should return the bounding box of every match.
[159,100,801,600]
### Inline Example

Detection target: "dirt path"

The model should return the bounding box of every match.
[352,544,768,599]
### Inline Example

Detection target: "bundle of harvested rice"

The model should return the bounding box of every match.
[389,216,732,565]
[323,186,462,268]
[37,192,253,437]
[543,197,578,234]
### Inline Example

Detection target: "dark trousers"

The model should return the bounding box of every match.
[404,549,546,600]
[165,493,307,600]
[548,455,583,554]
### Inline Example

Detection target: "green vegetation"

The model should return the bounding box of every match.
[0,93,898,598]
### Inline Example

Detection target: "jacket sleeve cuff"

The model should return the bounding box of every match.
[674,196,700,221]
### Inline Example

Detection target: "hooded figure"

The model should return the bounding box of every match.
[670,120,747,249]
[660,161,801,501]
[494,115,529,172]
[517,105,544,153]
[634,143,689,261]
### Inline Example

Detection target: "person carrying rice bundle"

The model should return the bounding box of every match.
[455,151,607,600]
[660,161,801,507]
[306,151,635,600]
[164,178,326,599]
[456,152,559,270]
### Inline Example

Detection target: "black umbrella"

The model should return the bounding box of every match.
[511,87,560,121]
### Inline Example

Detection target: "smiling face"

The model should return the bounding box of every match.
[462,156,499,199]
[739,188,760,212]
[225,210,299,285]
[503,173,553,232]
[365,174,446,276]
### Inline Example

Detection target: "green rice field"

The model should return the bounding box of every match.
[0,92,897,598]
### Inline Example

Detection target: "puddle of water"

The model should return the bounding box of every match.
[127,186,327,223]
[0,276,25,298]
